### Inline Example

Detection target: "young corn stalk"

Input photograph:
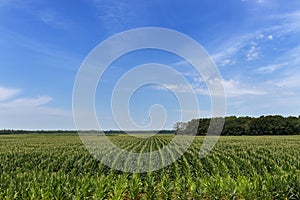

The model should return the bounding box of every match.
[159,174,174,199]
[144,173,157,200]
[111,175,128,200]
[92,176,108,200]
[127,174,142,200]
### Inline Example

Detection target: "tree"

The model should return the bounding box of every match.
[173,115,300,136]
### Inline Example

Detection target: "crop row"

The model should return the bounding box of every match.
[0,134,299,199]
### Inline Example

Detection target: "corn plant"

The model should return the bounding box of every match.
[0,134,299,199]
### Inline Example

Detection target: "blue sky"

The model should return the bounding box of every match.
[0,0,300,130]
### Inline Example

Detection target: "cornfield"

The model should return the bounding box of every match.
[0,134,299,199]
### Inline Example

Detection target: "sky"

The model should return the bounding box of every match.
[0,0,300,130]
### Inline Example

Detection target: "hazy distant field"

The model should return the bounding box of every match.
[0,134,299,199]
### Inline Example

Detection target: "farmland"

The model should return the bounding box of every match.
[0,134,299,199]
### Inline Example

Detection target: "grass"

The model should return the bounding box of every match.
[0,134,299,199]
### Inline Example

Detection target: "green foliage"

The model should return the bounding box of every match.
[0,134,299,199]
[177,115,300,135]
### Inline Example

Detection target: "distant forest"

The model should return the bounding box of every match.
[175,115,300,136]
[0,129,175,135]
[1,115,300,135]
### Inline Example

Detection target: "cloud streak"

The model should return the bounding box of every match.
[36,10,69,28]
[93,0,136,33]
[0,96,52,108]
[152,78,266,97]
[0,85,73,129]
[256,63,287,73]
[0,87,21,101]
[211,10,300,67]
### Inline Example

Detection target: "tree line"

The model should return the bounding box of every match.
[175,115,300,135]
[0,130,78,135]
[2,115,300,135]
[0,129,175,135]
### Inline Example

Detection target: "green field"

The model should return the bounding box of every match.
[0,134,299,199]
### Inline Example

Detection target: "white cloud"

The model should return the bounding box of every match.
[36,10,68,28]
[152,84,192,93]
[211,32,259,66]
[152,78,266,97]
[256,63,287,73]
[276,73,300,88]
[221,79,266,96]
[241,0,264,3]
[256,34,264,39]
[0,96,52,108]
[0,86,73,129]
[0,87,21,101]
[282,44,300,65]
[220,59,236,67]
[93,0,135,33]
[170,60,201,77]
[0,1,70,29]
[265,44,300,88]
[211,39,245,66]
[172,60,190,67]
[195,79,266,97]
[210,10,300,67]
[246,45,259,61]
[265,11,300,37]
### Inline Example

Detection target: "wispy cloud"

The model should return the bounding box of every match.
[219,59,236,67]
[221,79,266,96]
[256,63,287,73]
[0,28,80,71]
[276,73,300,88]
[246,45,260,61]
[0,96,52,108]
[211,33,255,66]
[194,79,266,97]
[241,0,266,3]
[210,32,265,66]
[152,78,266,97]
[0,0,70,29]
[93,0,136,33]
[0,86,58,112]
[211,10,300,67]
[0,87,21,101]
[36,10,69,28]
[282,44,300,65]
[265,44,300,88]
[267,11,300,37]
[0,85,72,129]
[152,84,192,93]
